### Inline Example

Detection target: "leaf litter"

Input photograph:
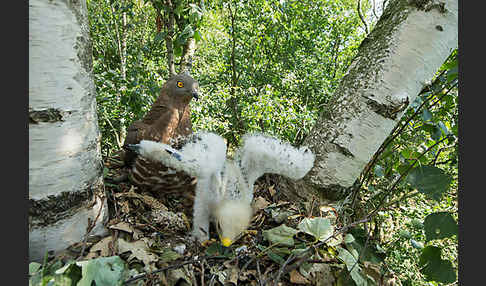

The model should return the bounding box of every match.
[31,158,400,286]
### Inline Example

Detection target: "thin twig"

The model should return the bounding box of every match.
[371,0,378,19]
[200,259,206,286]
[357,0,369,34]
[256,260,263,286]
[273,253,296,286]
[367,134,453,219]
[383,190,420,209]
[103,109,122,149]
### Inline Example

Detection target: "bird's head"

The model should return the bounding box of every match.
[214,200,253,247]
[165,73,200,102]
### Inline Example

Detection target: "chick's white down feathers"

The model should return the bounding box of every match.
[136,132,315,245]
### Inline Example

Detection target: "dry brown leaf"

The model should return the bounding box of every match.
[120,201,130,214]
[239,269,256,282]
[252,196,270,212]
[166,266,193,286]
[268,185,276,196]
[118,238,158,271]
[300,263,335,286]
[290,269,310,284]
[363,261,382,285]
[86,236,113,258]
[218,265,239,285]
[109,222,133,233]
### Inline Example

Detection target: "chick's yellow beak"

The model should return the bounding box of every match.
[221,237,232,247]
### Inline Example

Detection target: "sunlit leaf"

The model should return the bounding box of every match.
[297,217,333,242]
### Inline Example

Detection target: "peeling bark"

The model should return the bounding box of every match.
[29,0,108,261]
[283,0,458,202]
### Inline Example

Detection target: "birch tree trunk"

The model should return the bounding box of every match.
[286,0,458,202]
[29,0,108,262]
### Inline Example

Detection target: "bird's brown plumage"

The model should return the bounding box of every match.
[123,73,199,212]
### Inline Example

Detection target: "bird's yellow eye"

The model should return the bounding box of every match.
[177,81,184,88]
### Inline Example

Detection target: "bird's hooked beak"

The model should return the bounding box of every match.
[192,91,199,101]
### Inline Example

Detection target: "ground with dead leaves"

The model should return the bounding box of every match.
[45,154,399,286]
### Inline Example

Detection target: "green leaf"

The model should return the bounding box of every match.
[76,256,126,286]
[437,121,449,135]
[262,224,298,246]
[159,248,183,263]
[194,30,202,43]
[446,65,458,83]
[374,165,384,177]
[419,246,456,283]
[411,218,424,229]
[421,123,442,141]
[53,262,82,285]
[297,217,333,242]
[398,230,412,239]
[336,246,368,286]
[176,25,194,46]
[410,239,424,249]
[267,251,286,264]
[154,31,167,44]
[406,165,451,201]
[421,108,433,121]
[344,233,355,244]
[29,262,42,276]
[336,246,359,272]
[423,212,458,242]
[173,44,183,57]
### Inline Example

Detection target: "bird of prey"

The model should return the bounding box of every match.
[123,72,200,200]
[126,132,315,246]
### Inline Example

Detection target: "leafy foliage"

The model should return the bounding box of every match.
[29,256,127,286]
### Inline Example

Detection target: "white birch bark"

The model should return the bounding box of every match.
[296,0,458,200]
[29,0,108,261]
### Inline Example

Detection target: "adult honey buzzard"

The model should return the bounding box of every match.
[123,72,199,206]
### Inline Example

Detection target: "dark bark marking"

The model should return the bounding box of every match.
[29,108,64,124]
[332,142,355,159]
[364,96,409,120]
[29,178,104,228]
[409,0,447,13]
